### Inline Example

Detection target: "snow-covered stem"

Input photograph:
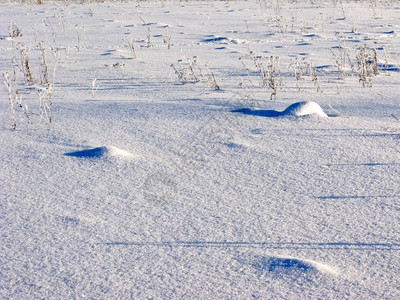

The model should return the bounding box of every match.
[3,71,32,129]
[163,29,171,49]
[310,65,321,92]
[267,56,280,100]
[171,56,220,90]
[9,21,22,38]
[238,57,254,85]
[128,31,137,59]
[147,27,152,48]
[330,48,345,79]
[91,78,99,99]
[3,72,17,130]
[40,42,49,85]
[20,49,34,85]
[193,56,206,81]
[355,44,377,87]
[291,57,304,91]
[205,65,220,91]
[171,63,186,84]
[372,43,379,76]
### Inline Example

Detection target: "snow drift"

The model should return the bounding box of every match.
[232,101,328,118]
[282,101,328,117]
[253,256,339,277]
[65,146,134,159]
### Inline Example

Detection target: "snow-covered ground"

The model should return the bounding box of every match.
[1,0,400,298]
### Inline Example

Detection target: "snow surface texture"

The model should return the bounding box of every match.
[1,0,400,299]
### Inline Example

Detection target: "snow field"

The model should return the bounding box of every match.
[1,0,400,299]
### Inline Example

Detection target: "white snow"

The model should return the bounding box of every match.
[1,0,400,299]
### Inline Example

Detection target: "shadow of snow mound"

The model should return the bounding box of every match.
[201,35,229,43]
[232,108,281,117]
[65,146,134,159]
[201,35,247,44]
[253,256,338,278]
[232,101,328,118]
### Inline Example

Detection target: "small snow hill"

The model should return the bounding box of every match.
[253,256,339,278]
[65,146,134,160]
[282,101,328,117]
[232,101,328,118]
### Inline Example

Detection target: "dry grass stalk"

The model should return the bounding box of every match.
[9,22,22,38]
[21,49,34,85]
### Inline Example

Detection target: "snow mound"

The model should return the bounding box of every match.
[281,101,328,117]
[232,101,328,118]
[253,256,338,277]
[65,146,134,159]
[225,137,253,149]
[201,35,247,44]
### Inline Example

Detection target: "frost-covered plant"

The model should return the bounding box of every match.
[4,72,18,130]
[75,25,86,52]
[163,29,171,49]
[171,58,196,84]
[171,56,220,90]
[302,58,321,92]
[9,22,22,38]
[249,52,282,99]
[310,64,321,92]
[372,44,379,76]
[171,62,186,84]
[39,42,49,85]
[272,16,288,35]
[36,86,52,124]
[91,78,99,99]
[330,46,349,79]
[3,72,31,129]
[383,47,389,71]
[290,57,304,91]
[251,54,269,87]
[238,80,262,108]
[20,49,34,85]
[355,44,378,87]
[127,31,137,59]
[266,56,281,99]
[205,65,220,90]
[4,41,60,129]
[238,57,256,86]
[289,56,322,93]
[147,27,152,48]
[240,52,282,100]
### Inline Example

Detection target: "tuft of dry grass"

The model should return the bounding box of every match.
[171,56,220,90]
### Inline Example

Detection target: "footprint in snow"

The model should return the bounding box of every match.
[232,101,329,118]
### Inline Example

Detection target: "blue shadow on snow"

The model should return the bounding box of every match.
[65,147,107,158]
[232,108,281,117]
